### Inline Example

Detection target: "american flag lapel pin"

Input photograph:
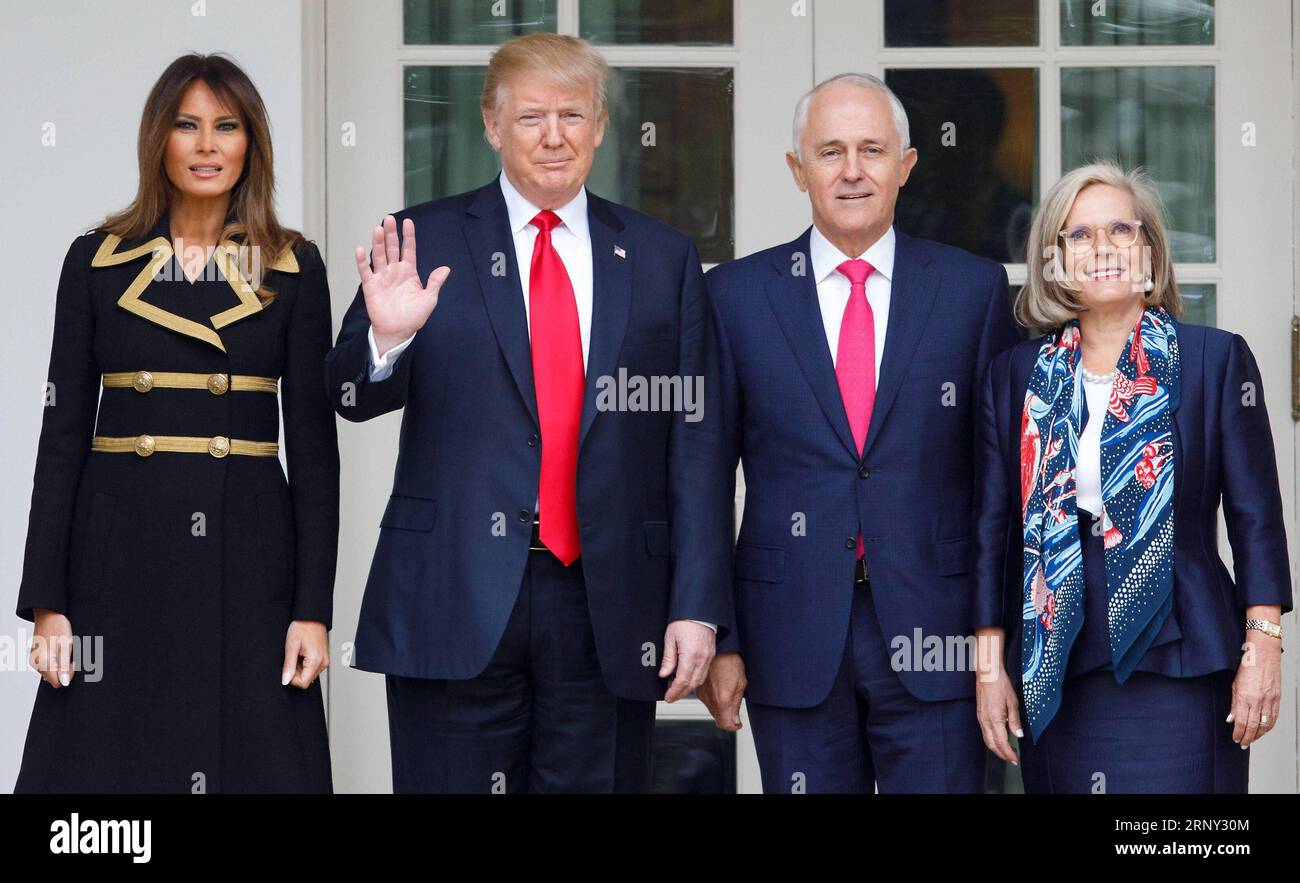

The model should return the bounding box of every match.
[613,245,626,259]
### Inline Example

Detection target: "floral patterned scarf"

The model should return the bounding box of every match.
[1019,306,1179,740]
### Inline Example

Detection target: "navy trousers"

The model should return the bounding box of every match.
[384,547,656,794]
[1018,511,1247,794]
[746,578,987,794]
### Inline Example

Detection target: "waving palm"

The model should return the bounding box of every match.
[354,215,450,345]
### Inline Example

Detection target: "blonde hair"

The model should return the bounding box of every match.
[480,34,609,119]
[1016,161,1181,335]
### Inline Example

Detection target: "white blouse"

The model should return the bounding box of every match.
[1076,373,1114,516]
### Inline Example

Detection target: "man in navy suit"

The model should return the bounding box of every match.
[696,73,1020,793]
[326,34,732,793]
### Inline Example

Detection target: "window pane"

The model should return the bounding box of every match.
[582,0,732,45]
[404,0,555,45]
[650,719,737,794]
[1060,66,1214,262]
[404,66,735,263]
[404,67,501,207]
[587,67,734,262]
[1060,0,1214,46]
[1178,283,1215,327]
[885,68,1038,264]
[885,0,1038,47]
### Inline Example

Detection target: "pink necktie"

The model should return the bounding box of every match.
[835,259,876,560]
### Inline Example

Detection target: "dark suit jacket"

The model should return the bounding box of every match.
[704,227,1020,707]
[325,179,734,701]
[973,323,1294,680]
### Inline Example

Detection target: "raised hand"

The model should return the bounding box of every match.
[355,215,450,353]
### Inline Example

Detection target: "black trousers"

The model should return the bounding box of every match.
[384,547,656,793]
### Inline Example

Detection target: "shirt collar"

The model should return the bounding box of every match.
[498,170,589,242]
[810,224,896,285]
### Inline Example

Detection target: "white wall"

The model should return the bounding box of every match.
[0,0,304,792]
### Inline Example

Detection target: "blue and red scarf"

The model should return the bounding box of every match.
[1019,306,1179,740]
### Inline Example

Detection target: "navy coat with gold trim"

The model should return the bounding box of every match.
[15,216,339,793]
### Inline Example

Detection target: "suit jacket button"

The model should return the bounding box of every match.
[858,464,870,479]
[527,434,539,446]
[517,509,531,523]
[132,370,154,393]
[844,536,857,549]
[134,434,155,457]
[209,436,231,458]
[207,373,230,395]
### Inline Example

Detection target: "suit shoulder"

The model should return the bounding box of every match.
[1183,321,1256,369]
[989,334,1043,377]
[1182,321,1227,347]
[705,241,791,289]
[287,237,326,275]
[67,229,113,268]
[390,188,481,226]
[904,233,1004,280]
[597,197,693,252]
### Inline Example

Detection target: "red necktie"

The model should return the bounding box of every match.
[835,259,876,559]
[529,210,583,565]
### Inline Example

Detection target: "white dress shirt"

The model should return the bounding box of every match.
[368,170,593,379]
[809,224,895,380]
[365,174,715,633]
[1076,373,1113,516]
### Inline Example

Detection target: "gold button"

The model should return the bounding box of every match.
[132,370,154,393]
[207,373,229,395]
[134,434,155,457]
[208,436,231,458]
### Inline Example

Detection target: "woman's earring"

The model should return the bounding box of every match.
[1143,274,1154,292]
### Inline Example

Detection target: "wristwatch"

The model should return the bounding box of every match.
[1246,618,1283,640]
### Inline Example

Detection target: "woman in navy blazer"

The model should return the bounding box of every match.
[972,162,1291,793]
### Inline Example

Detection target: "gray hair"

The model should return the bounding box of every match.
[791,73,911,159]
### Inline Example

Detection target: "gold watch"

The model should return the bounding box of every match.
[1246,618,1283,640]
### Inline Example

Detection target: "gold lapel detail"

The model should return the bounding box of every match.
[95,233,228,352]
[269,245,299,274]
[210,242,265,330]
[94,234,297,351]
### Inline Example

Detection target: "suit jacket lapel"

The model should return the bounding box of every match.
[765,230,859,460]
[463,182,539,426]
[1170,322,1197,514]
[580,194,632,451]
[860,230,940,460]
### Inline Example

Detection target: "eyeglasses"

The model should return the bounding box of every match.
[1058,219,1143,252]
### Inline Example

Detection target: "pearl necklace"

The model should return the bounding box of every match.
[1080,366,1116,384]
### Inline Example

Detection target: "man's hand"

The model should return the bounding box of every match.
[697,652,746,731]
[660,620,716,702]
[355,215,450,354]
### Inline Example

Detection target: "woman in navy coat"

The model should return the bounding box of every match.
[15,54,338,792]
[972,162,1291,793]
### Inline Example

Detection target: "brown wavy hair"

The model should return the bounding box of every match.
[97,53,302,300]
